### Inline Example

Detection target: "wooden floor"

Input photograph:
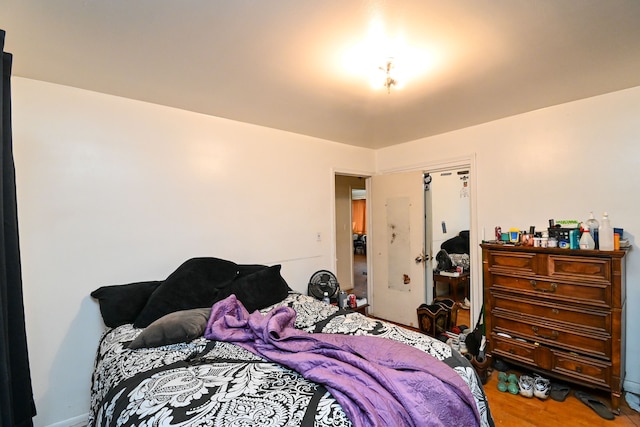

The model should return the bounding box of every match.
[444,309,640,425]
[454,311,639,426]
[484,369,640,426]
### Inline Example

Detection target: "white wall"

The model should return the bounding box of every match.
[376,85,640,394]
[11,78,375,426]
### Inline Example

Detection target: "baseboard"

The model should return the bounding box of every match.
[46,413,88,427]
[624,379,640,395]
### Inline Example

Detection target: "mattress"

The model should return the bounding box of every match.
[89,293,494,427]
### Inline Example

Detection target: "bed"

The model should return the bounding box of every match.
[89,258,495,427]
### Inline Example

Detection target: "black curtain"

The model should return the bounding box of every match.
[0,29,37,427]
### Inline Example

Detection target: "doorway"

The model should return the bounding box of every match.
[352,188,367,299]
[334,174,368,299]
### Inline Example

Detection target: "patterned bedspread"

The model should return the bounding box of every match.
[89,293,495,427]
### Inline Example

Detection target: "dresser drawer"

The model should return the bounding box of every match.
[552,350,611,389]
[491,334,536,365]
[487,251,538,275]
[490,274,611,308]
[548,255,611,283]
[492,293,611,333]
[491,334,612,389]
[492,313,611,359]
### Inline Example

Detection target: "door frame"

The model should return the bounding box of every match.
[376,154,480,324]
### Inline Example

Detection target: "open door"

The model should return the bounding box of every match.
[370,171,425,327]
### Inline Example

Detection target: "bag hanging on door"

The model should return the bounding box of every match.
[464,306,484,357]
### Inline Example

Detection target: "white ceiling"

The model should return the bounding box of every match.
[2,1,640,149]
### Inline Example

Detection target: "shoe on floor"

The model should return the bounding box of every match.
[518,375,534,398]
[493,359,510,372]
[533,374,550,400]
[507,382,519,395]
[549,382,571,402]
[574,391,615,420]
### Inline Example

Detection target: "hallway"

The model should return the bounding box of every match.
[353,254,367,298]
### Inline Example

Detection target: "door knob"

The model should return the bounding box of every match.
[415,250,430,264]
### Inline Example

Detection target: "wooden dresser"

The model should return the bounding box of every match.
[481,244,626,409]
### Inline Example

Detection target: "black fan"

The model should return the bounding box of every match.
[308,270,340,300]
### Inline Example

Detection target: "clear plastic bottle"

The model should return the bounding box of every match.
[586,212,599,249]
[579,229,595,250]
[598,212,614,251]
[322,292,330,304]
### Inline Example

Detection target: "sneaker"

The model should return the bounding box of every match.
[461,298,471,310]
[518,375,534,398]
[507,382,519,395]
[533,374,550,400]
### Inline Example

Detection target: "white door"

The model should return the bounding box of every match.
[370,171,425,327]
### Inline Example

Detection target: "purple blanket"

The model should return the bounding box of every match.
[205,295,480,427]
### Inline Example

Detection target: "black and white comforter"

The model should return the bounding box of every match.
[89,293,494,427]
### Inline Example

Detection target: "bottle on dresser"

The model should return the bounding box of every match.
[599,212,614,251]
[586,212,599,249]
[579,228,595,250]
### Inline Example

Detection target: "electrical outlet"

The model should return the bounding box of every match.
[316,232,321,242]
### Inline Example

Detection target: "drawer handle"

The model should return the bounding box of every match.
[530,280,557,293]
[532,326,558,340]
[576,366,582,373]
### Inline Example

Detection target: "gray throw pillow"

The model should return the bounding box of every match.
[129,307,211,349]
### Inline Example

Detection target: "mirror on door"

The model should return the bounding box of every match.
[430,170,471,310]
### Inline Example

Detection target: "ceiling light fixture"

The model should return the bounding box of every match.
[342,16,434,94]
[380,58,397,94]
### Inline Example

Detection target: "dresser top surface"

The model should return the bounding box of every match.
[480,243,628,259]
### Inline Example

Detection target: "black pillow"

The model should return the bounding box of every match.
[237,263,269,276]
[128,307,211,349]
[91,281,162,328]
[237,263,291,291]
[217,264,290,313]
[133,257,239,328]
